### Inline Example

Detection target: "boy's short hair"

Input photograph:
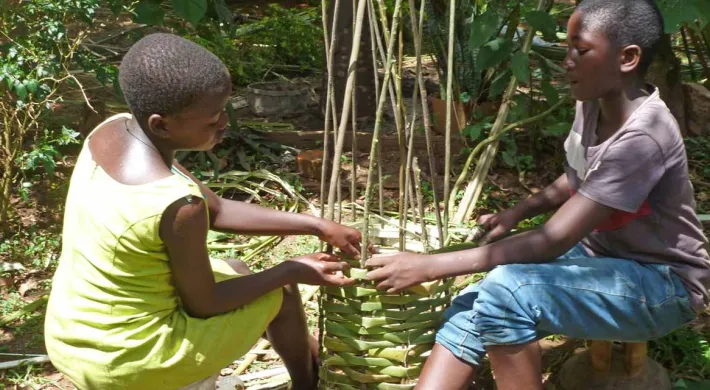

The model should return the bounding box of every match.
[577,0,664,74]
[118,33,230,127]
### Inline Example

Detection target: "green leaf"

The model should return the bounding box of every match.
[469,11,500,49]
[476,38,513,72]
[464,123,484,141]
[526,10,557,41]
[134,0,165,25]
[510,52,530,82]
[542,122,571,137]
[172,0,208,24]
[489,69,512,97]
[657,0,705,33]
[214,0,233,24]
[541,80,559,105]
[26,80,38,94]
[501,151,516,167]
[14,81,27,100]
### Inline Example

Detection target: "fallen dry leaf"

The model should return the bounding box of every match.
[18,278,39,297]
[0,276,14,291]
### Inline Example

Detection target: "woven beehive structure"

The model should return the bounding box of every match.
[318,223,462,389]
[317,0,467,387]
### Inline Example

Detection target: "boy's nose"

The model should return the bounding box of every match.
[562,55,575,71]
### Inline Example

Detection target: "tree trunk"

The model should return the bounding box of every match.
[321,0,377,122]
[646,33,688,135]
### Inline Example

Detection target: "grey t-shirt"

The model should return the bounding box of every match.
[564,86,710,311]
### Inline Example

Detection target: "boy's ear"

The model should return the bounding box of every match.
[147,114,171,139]
[620,44,642,74]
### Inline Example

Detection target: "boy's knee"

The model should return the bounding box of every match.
[473,265,539,345]
[478,265,524,297]
[226,259,253,275]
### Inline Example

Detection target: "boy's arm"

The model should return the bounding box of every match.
[366,193,615,291]
[510,173,572,221]
[160,198,353,318]
[173,162,364,258]
[478,173,572,243]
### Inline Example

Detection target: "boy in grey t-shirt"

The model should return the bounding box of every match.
[365,0,710,389]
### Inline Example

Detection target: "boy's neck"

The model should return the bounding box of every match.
[597,78,650,129]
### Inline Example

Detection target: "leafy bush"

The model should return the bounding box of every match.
[0,0,98,231]
[189,5,323,85]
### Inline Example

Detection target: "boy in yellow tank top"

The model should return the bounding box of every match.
[44,33,362,390]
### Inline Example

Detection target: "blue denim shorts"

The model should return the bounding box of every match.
[435,244,697,366]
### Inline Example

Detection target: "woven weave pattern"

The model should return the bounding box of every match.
[318,225,453,390]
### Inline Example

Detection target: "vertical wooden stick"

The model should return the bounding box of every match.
[681,27,697,81]
[442,0,456,242]
[396,19,406,251]
[451,0,547,226]
[320,0,342,223]
[326,0,368,221]
[362,0,403,264]
[413,157,430,252]
[687,26,710,79]
[366,0,385,222]
[590,340,613,374]
[624,342,648,378]
[410,0,444,244]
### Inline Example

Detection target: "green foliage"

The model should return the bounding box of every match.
[0,0,97,229]
[657,0,709,34]
[172,0,208,24]
[476,38,513,72]
[650,324,710,382]
[184,5,322,85]
[133,0,165,25]
[0,227,61,271]
[130,0,323,85]
[17,127,80,176]
[524,10,557,41]
[468,11,501,49]
[510,52,530,82]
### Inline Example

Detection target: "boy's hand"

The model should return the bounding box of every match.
[288,253,355,286]
[317,220,375,259]
[478,209,520,245]
[365,252,433,293]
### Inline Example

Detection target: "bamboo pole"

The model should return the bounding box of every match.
[687,26,710,79]
[681,27,697,81]
[348,0,359,223]
[451,0,549,225]
[442,0,456,242]
[370,0,409,245]
[320,0,341,222]
[448,96,568,222]
[362,0,403,264]
[326,0,369,221]
[366,0,385,222]
[402,2,424,252]
[412,157,430,251]
[371,0,404,133]
[411,0,444,244]
[396,20,407,251]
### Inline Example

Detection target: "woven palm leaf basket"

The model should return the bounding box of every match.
[318,219,468,390]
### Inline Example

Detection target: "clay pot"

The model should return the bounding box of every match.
[429,96,470,135]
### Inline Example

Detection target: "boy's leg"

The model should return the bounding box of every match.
[418,282,486,390]
[487,342,542,390]
[423,245,697,390]
[415,344,476,390]
[266,283,316,390]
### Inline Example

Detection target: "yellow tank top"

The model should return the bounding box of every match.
[44,114,282,389]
